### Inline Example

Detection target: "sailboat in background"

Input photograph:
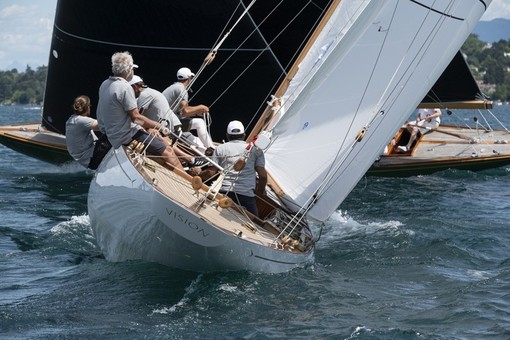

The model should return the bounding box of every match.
[88,0,492,273]
[367,50,510,176]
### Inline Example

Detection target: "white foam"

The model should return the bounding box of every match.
[48,215,96,249]
[315,210,407,248]
[467,269,491,280]
[218,283,238,293]
[152,274,203,314]
[49,215,91,234]
[33,161,92,174]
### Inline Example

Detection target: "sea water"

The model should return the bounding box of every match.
[0,105,509,339]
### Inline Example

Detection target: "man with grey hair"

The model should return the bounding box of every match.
[96,51,184,170]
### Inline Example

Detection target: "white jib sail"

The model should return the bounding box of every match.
[264,0,491,221]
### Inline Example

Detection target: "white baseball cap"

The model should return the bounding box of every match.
[176,67,195,80]
[227,120,245,135]
[128,75,146,87]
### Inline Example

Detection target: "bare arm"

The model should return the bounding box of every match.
[199,165,219,182]
[255,166,268,196]
[128,107,161,130]
[180,99,209,118]
[418,109,442,123]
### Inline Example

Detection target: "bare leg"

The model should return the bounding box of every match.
[173,145,193,164]
[160,136,193,164]
[162,147,184,170]
[405,126,419,149]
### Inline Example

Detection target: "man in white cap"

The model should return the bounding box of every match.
[96,51,184,171]
[129,75,181,132]
[200,120,267,217]
[162,67,214,153]
[398,108,442,152]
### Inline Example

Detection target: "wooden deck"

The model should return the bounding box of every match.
[132,152,307,253]
[369,125,510,176]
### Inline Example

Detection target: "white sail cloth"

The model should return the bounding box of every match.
[264,0,491,221]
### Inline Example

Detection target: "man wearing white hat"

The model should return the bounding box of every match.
[201,120,267,217]
[129,75,181,130]
[162,67,214,152]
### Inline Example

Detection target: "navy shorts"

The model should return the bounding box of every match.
[131,130,167,155]
[225,192,259,217]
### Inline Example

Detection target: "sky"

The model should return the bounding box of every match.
[0,0,510,71]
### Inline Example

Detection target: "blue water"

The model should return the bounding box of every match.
[1,105,509,339]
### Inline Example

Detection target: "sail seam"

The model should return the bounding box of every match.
[52,24,265,52]
[409,0,464,21]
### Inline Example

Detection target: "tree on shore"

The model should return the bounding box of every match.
[0,65,47,105]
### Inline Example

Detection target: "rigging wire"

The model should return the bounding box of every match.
[297,1,402,216]
[299,0,462,215]
[187,0,257,91]
[188,0,330,131]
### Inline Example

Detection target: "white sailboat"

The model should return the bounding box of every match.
[88,0,492,273]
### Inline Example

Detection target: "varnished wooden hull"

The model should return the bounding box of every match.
[0,123,72,164]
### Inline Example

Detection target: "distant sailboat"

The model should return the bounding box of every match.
[368,51,510,177]
[88,0,492,273]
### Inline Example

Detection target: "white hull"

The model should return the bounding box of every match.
[88,148,314,273]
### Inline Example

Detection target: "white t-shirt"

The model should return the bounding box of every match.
[417,108,441,129]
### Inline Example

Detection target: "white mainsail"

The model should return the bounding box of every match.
[264,0,490,221]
